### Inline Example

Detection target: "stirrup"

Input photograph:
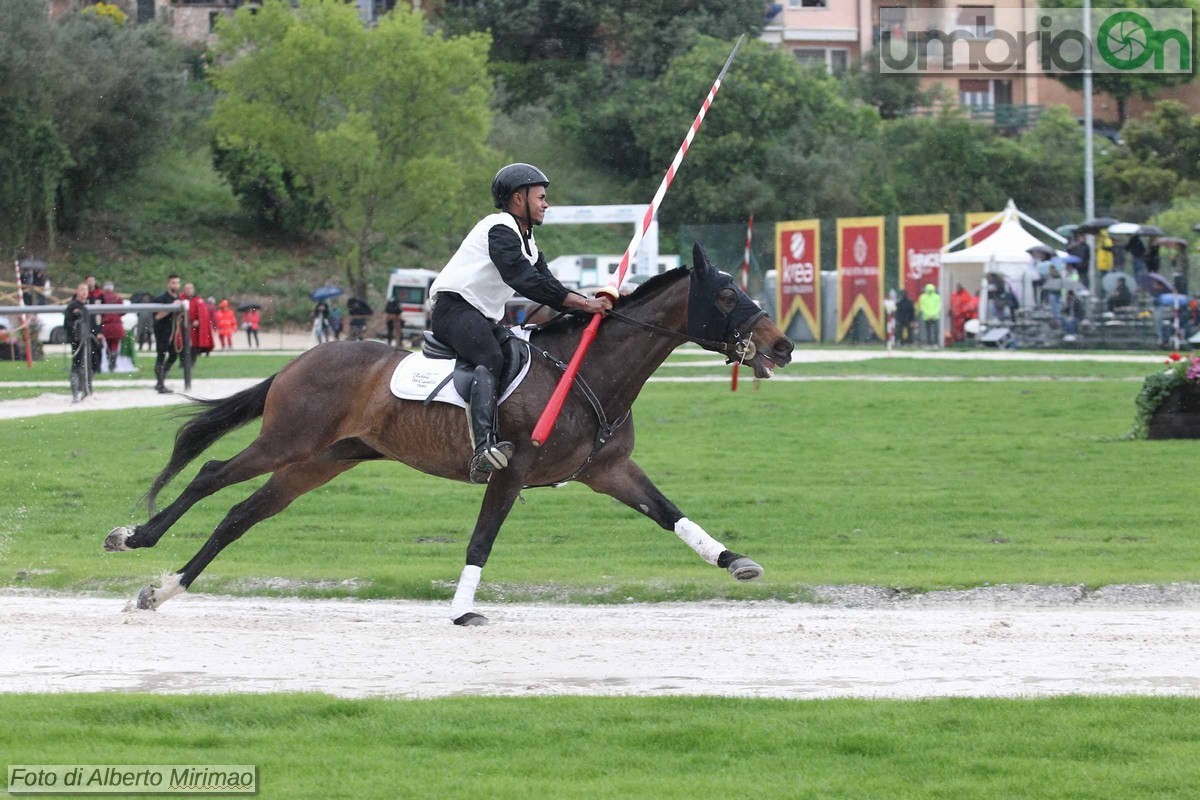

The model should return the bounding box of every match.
[468,441,514,484]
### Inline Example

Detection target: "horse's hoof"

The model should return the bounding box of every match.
[136,585,158,611]
[453,612,488,627]
[104,526,134,552]
[728,557,763,582]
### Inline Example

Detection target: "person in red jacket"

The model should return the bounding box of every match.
[176,283,215,363]
[949,283,978,342]
[98,281,125,372]
[242,307,261,348]
[214,299,237,350]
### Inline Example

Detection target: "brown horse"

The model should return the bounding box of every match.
[104,243,794,624]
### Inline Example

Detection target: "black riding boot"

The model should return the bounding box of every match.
[466,365,514,484]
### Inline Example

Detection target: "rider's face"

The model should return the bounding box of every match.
[523,186,549,226]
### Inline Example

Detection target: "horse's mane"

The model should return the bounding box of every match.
[529,266,690,335]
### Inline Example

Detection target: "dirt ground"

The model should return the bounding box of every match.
[2,590,1198,699]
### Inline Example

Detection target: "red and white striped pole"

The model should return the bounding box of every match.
[531,35,745,447]
[14,260,33,368]
[731,214,753,392]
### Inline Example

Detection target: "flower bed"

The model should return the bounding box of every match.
[1130,353,1200,439]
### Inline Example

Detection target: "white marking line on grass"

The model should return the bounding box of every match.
[2,594,1198,699]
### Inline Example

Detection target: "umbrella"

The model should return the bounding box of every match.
[237,302,262,312]
[1102,271,1134,293]
[1140,272,1172,294]
[1078,216,1118,232]
[1137,224,1165,237]
[1027,244,1055,259]
[1055,224,1079,238]
[1156,237,1188,248]
[311,286,344,301]
[1059,254,1082,265]
[1107,222,1140,236]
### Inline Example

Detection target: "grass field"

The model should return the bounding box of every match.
[2,694,1197,799]
[0,367,1191,600]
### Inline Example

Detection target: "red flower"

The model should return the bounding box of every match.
[1169,353,1183,361]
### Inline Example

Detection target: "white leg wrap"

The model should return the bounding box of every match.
[157,572,186,604]
[450,565,482,620]
[673,517,726,566]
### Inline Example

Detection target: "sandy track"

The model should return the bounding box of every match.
[3,593,1199,700]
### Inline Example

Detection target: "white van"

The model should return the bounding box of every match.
[384,268,439,341]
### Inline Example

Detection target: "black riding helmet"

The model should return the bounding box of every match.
[491,163,549,210]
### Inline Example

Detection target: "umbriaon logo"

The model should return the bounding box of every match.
[1097,11,1190,70]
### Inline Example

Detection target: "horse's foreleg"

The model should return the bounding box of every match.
[134,458,358,610]
[581,459,763,581]
[450,470,524,626]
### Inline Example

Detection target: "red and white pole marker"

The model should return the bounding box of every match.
[531,35,745,447]
[731,214,753,392]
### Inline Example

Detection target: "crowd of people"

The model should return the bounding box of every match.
[61,272,262,400]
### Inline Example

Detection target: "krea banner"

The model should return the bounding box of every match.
[775,220,821,339]
[835,217,885,341]
[899,214,949,303]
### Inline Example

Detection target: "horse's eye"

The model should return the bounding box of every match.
[717,288,737,312]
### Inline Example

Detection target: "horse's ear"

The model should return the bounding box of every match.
[692,241,714,273]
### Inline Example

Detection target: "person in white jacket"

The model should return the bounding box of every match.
[429,163,613,482]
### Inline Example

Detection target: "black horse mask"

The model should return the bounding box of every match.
[687,242,766,359]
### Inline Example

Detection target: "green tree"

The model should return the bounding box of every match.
[841,49,933,120]
[1040,0,1199,124]
[626,37,879,223]
[211,0,494,299]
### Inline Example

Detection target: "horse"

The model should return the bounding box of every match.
[104,243,795,625]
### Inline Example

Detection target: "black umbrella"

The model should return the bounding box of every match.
[1137,224,1166,237]
[1026,244,1056,259]
[347,297,374,316]
[238,302,262,312]
[1078,217,1119,232]
[1140,272,1172,294]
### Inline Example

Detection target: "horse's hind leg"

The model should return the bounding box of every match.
[134,458,358,610]
[580,458,763,581]
[106,436,307,553]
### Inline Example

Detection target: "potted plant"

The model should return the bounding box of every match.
[1130,352,1200,439]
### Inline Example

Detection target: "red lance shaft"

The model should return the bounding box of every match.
[731,214,753,391]
[531,35,745,447]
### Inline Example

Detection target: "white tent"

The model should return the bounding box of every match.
[939,199,1067,329]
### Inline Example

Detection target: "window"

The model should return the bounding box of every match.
[958,79,990,108]
[392,287,426,304]
[789,0,828,7]
[793,48,850,75]
[879,6,907,41]
[956,5,994,37]
[208,10,220,32]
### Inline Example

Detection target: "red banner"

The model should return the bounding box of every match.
[965,211,1000,245]
[835,217,884,341]
[775,220,820,339]
[899,214,948,303]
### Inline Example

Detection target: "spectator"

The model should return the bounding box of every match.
[949,283,977,342]
[131,291,155,351]
[97,281,124,373]
[895,289,915,346]
[1127,234,1147,279]
[1062,290,1085,335]
[243,307,261,349]
[1096,229,1114,273]
[1171,248,1189,295]
[330,306,343,341]
[63,282,100,403]
[1044,265,1062,320]
[918,283,941,348]
[1067,231,1091,287]
[1106,277,1133,312]
[153,274,181,394]
[1146,239,1161,275]
[214,300,237,350]
[384,296,401,346]
[85,274,100,303]
[177,283,215,363]
[312,300,331,344]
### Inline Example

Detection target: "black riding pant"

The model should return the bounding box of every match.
[154,336,177,384]
[430,292,505,382]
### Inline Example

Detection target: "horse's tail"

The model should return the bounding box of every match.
[146,376,276,514]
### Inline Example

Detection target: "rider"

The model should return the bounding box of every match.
[430,163,615,483]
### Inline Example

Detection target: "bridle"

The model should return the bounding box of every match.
[606,305,766,363]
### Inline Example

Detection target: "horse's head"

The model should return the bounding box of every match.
[687,242,793,379]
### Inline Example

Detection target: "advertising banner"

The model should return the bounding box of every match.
[965,211,1000,245]
[899,214,949,302]
[775,220,821,338]
[835,217,885,341]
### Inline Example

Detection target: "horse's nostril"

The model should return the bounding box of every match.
[774,338,794,356]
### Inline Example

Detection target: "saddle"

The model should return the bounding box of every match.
[389,327,532,408]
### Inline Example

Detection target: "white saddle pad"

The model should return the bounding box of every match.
[389,327,533,409]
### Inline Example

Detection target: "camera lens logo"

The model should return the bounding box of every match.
[1099,12,1154,68]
